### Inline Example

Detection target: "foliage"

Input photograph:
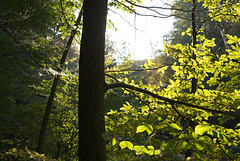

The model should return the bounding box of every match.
[0,0,81,160]
[0,0,240,160]
[105,34,240,160]
[105,0,240,160]
[1,146,55,161]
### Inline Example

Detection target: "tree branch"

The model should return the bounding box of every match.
[105,82,240,117]
[115,0,171,18]
[115,0,208,23]
[105,63,173,73]
[0,25,44,68]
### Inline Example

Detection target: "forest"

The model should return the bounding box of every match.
[0,0,240,160]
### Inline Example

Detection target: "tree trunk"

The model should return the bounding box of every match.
[191,0,197,94]
[185,0,197,160]
[36,8,83,154]
[78,0,108,160]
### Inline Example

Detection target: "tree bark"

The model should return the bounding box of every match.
[78,0,108,160]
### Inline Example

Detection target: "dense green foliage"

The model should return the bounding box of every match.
[0,0,81,160]
[105,0,240,160]
[0,0,239,160]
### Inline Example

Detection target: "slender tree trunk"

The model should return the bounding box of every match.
[36,8,83,154]
[185,0,197,160]
[190,0,197,94]
[78,0,108,160]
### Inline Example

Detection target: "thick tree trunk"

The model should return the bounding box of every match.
[78,0,108,160]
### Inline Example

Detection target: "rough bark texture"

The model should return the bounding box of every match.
[79,0,108,160]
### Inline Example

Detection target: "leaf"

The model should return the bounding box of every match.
[227,39,235,44]
[154,149,160,155]
[147,146,155,155]
[136,125,146,133]
[107,110,117,115]
[119,141,133,150]
[169,123,182,131]
[110,138,116,146]
[181,141,188,151]
[195,125,211,135]
[219,132,232,144]
[203,89,211,96]
[133,145,148,155]
[136,124,153,135]
[205,142,214,153]
[192,132,198,139]
[148,59,152,64]
[196,140,205,150]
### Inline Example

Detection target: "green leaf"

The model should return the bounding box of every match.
[192,133,198,139]
[133,145,148,155]
[119,141,133,150]
[195,125,211,135]
[205,142,214,153]
[136,125,146,133]
[147,146,155,155]
[110,138,116,146]
[148,59,152,65]
[136,124,153,135]
[169,123,182,131]
[227,39,235,44]
[181,141,188,151]
[219,132,232,144]
[196,140,205,150]
[154,149,160,155]
[203,89,211,96]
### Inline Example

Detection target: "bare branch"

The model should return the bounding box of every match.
[115,0,171,18]
[115,0,207,23]
[108,8,143,31]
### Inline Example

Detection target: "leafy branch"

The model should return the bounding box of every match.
[105,82,240,118]
[105,63,173,73]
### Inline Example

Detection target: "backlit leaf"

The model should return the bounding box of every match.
[119,141,133,150]
[169,123,182,131]
[195,125,211,135]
